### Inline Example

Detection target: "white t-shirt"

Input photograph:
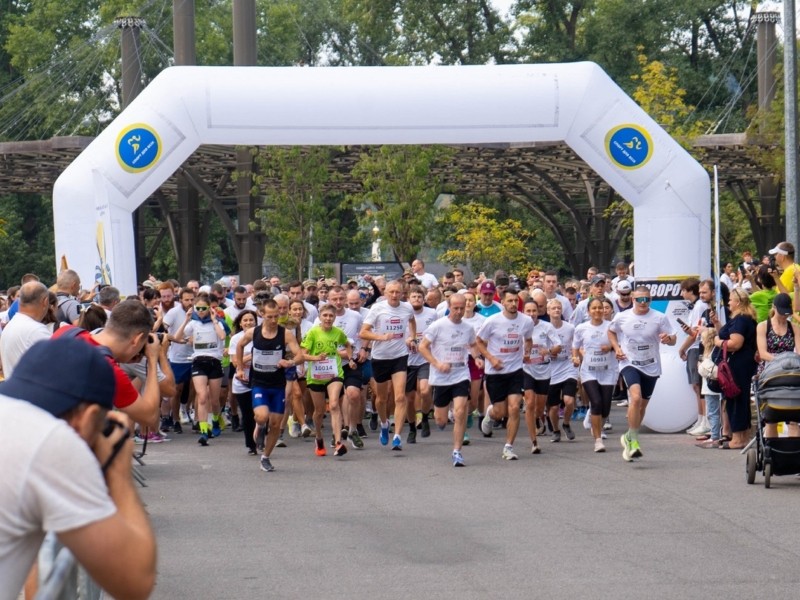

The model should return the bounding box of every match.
[477,311,534,375]
[462,312,486,337]
[328,309,364,353]
[573,320,618,385]
[415,271,439,290]
[224,300,256,323]
[548,321,578,384]
[183,320,224,360]
[229,330,252,394]
[609,309,674,377]
[163,305,193,363]
[0,312,51,378]
[0,398,116,598]
[685,300,708,351]
[524,319,560,380]
[363,301,415,360]
[408,306,438,367]
[423,317,475,386]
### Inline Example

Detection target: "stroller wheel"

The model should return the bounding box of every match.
[764,462,772,489]
[746,448,757,485]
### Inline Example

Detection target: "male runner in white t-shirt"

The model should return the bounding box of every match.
[608,286,676,462]
[359,280,417,451]
[475,290,534,460]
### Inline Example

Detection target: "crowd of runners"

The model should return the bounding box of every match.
[7,246,797,474]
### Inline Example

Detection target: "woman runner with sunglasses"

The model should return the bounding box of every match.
[608,286,677,462]
[174,293,230,446]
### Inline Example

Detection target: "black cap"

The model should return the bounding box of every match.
[774,293,793,316]
[0,337,115,416]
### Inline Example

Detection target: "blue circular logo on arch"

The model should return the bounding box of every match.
[605,124,653,170]
[116,124,162,173]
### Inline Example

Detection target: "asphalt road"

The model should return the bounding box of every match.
[138,407,800,599]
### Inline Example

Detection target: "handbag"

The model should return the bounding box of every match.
[716,341,741,399]
[697,355,717,380]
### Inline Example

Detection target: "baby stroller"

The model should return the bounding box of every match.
[747,352,800,488]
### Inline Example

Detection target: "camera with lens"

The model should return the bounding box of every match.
[102,418,125,437]
[769,255,778,271]
[149,332,166,343]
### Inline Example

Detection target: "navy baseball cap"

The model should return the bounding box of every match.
[0,337,115,416]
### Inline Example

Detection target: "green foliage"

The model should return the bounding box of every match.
[436,201,529,275]
[0,194,56,288]
[252,146,363,279]
[348,145,455,264]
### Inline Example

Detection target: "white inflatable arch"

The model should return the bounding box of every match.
[54,63,710,432]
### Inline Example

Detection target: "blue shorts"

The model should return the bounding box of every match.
[170,361,193,385]
[361,359,373,382]
[285,366,298,381]
[620,366,659,400]
[252,386,286,414]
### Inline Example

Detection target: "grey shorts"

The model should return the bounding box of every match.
[686,348,701,386]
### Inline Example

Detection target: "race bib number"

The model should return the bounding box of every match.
[443,345,466,367]
[628,343,656,367]
[311,358,337,380]
[193,330,217,350]
[384,318,405,340]
[587,350,610,372]
[529,344,546,365]
[500,333,521,354]
[253,349,281,372]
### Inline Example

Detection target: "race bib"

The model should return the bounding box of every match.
[628,343,656,367]
[193,330,217,350]
[443,345,466,367]
[587,350,610,372]
[311,358,337,380]
[500,333,521,354]
[384,318,405,340]
[529,343,546,365]
[253,349,282,372]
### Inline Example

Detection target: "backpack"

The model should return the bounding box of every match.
[57,326,115,361]
[716,341,741,399]
[55,293,79,325]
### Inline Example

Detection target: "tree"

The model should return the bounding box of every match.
[436,202,529,275]
[348,145,455,265]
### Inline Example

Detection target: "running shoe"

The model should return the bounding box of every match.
[531,441,541,455]
[616,399,629,407]
[407,426,417,444]
[350,430,364,449]
[502,445,518,460]
[179,407,191,424]
[356,423,368,438]
[315,438,327,457]
[594,439,606,453]
[536,417,546,436]
[211,423,222,438]
[466,411,474,429]
[334,442,348,457]
[276,434,287,448]
[146,432,165,443]
[380,424,389,446]
[563,423,575,441]
[198,433,209,446]
[583,409,592,430]
[480,413,494,436]
[288,417,301,438]
[620,434,633,462]
[260,456,275,472]
[369,412,379,431]
[341,427,349,442]
[172,421,183,434]
[462,432,470,445]
[391,435,402,451]
[603,419,612,431]
[630,439,643,458]
[415,410,424,428]
[452,450,465,467]
[420,419,431,438]
[551,430,561,443]
[301,424,313,438]
[133,435,146,444]
[160,416,172,433]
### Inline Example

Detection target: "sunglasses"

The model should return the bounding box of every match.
[634,297,651,304]
[195,305,210,311]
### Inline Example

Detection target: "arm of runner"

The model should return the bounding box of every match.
[284,329,305,366]
[607,328,626,361]
[235,328,255,380]
[475,336,502,370]
[360,323,389,342]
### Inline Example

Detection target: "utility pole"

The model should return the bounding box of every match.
[785,0,799,249]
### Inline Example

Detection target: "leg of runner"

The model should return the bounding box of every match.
[193,373,211,444]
